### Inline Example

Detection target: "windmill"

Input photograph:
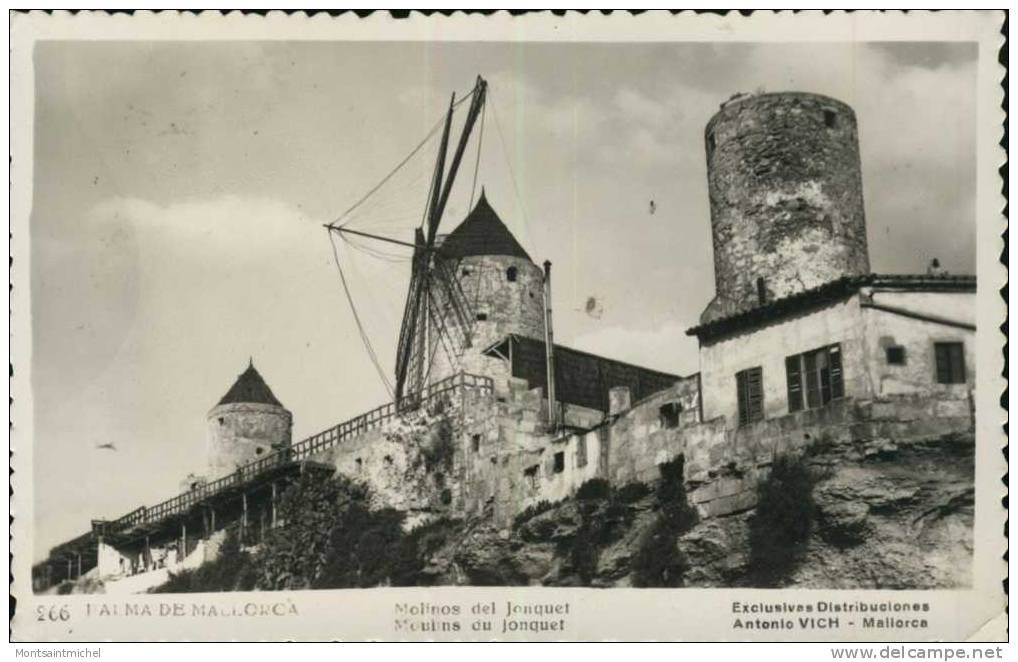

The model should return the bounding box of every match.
[328,77,489,406]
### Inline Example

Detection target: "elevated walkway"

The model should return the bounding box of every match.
[33,372,493,591]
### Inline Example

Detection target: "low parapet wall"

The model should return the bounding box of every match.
[685,390,975,519]
[496,376,975,523]
[485,377,701,528]
[81,376,977,592]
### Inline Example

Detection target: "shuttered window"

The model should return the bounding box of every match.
[786,344,844,413]
[786,356,803,412]
[934,342,966,384]
[736,367,764,426]
[829,345,844,399]
[804,350,820,409]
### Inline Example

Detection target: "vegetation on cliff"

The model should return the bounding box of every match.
[151,463,699,592]
[631,457,699,587]
[152,473,463,592]
[746,453,819,586]
[151,528,257,593]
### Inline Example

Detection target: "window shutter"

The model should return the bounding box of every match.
[804,351,820,409]
[748,368,764,423]
[786,355,803,412]
[829,345,844,399]
[737,367,764,425]
[736,371,749,426]
[935,343,951,383]
[950,344,965,383]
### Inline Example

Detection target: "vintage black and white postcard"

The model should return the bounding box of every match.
[9,10,1006,642]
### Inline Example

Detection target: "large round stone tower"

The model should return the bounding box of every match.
[428,191,545,383]
[207,361,292,479]
[701,92,869,324]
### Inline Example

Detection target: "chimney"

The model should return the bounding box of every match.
[609,386,632,417]
[543,260,558,431]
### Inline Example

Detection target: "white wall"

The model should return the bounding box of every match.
[99,539,207,595]
[860,289,976,397]
[532,429,603,504]
[698,296,867,428]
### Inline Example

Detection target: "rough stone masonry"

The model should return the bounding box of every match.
[702,92,870,323]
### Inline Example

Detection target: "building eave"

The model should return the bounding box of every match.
[686,273,976,342]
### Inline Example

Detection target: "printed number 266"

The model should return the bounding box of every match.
[36,605,70,621]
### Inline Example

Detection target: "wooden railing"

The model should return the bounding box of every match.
[86,372,493,541]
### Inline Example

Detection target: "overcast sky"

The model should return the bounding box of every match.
[30,40,976,556]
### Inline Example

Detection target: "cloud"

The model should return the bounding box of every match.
[81,195,405,384]
[613,88,670,126]
[34,194,403,556]
[866,42,978,71]
[88,195,321,259]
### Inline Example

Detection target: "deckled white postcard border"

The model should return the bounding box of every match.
[9,10,1006,642]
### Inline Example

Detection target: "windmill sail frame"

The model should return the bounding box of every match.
[393,77,488,405]
[328,76,488,407]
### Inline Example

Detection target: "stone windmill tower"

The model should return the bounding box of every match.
[700,92,870,324]
[326,77,556,407]
[206,360,292,480]
[425,190,546,384]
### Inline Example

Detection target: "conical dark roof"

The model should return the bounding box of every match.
[439,191,532,262]
[217,360,284,407]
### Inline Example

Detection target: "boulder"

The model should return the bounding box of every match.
[678,514,751,586]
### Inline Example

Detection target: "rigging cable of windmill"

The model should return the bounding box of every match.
[325,77,519,406]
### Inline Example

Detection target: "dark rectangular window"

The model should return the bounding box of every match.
[886,346,906,365]
[524,464,539,489]
[576,436,588,468]
[934,342,966,384]
[553,452,565,474]
[471,434,481,453]
[736,367,764,426]
[659,402,681,429]
[786,344,844,413]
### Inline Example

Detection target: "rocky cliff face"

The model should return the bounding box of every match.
[118,430,971,594]
[787,434,974,589]
[411,432,974,589]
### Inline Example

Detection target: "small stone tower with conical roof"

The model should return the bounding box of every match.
[206,360,292,479]
[429,191,545,383]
